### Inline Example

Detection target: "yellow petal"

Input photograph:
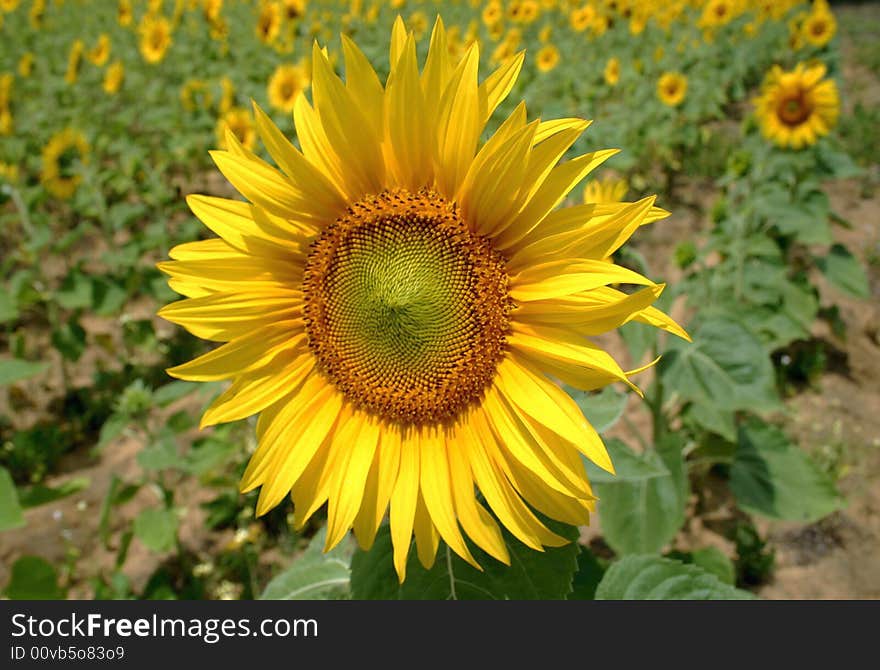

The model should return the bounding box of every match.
[390,429,420,582]
[510,259,655,302]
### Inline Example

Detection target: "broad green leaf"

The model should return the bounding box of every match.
[55,271,93,310]
[4,556,65,600]
[817,244,870,299]
[660,316,779,414]
[350,521,579,600]
[153,380,198,407]
[685,402,736,442]
[730,419,845,523]
[690,547,736,585]
[97,413,128,449]
[595,555,754,600]
[619,321,656,365]
[137,438,180,471]
[568,547,606,600]
[0,358,49,387]
[568,385,628,433]
[584,438,668,483]
[261,530,351,600]
[593,439,688,555]
[0,291,19,324]
[19,477,89,508]
[0,466,25,531]
[133,507,179,553]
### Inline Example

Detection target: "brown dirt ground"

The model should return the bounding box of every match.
[2,5,879,599]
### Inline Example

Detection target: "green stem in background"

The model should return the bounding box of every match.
[649,345,666,447]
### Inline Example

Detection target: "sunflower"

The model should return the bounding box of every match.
[88,34,112,67]
[159,18,686,581]
[140,15,172,64]
[800,6,836,47]
[603,56,619,86]
[29,0,44,30]
[657,71,687,106]
[256,1,282,44]
[283,0,305,20]
[0,72,12,109]
[215,107,256,151]
[1,0,20,12]
[569,5,595,32]
[118,0,133,27]
[0,162,18,183]
[699,0,735,29]
[219,76,235,114]
[41,128,89,199]
[203,0,223,23]
[267,63,309,113]
[65,39,84,85]
[753,62,839,149]
[0,109,11,136]
[535,44,560,73]
[482,1,501,27]
[103,61,125,95]
[583,176,627,204]
[17,52,33,78]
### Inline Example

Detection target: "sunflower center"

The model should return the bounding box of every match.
[303,188,512,425]
[778,92,812,126]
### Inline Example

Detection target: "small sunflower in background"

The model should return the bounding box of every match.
[219,76,236,115]
[583,175,628,204]
[29,0,45,30]
[535,44,560,73]
[0,0,20,13]
[65,39,84,85]
[159,18,687,582]
[657,71,687,106]
[0,162,18,184]
[569,4,596,33]
[753,62,839,149]
[801,2,836,48]
[215,107,256,151]
[117,0,132,27]
[603,56,619,86]
[17,52,34,78]
[88,34,111,66]
[282,0,306,21]
[267,63,309,113]
[140,14,172,64]
[0,109,12,136]
[256,1,282,45]
[103,61,125,95]
[41,128,89,199]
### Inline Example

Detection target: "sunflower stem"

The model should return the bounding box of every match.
[446,545,457,601]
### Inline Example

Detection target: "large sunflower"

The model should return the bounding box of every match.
[159,18,687,581]
[754,62,839,149]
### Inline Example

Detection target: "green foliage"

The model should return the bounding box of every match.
[730,419,845,523]
[0,358,49,387]
[594,555,754,600]
[734,521,776,587]
[350,522,580,600]
[4,556,66,600]
[260,530,352,600]
[0,466,25,531]
[133,507,179,554]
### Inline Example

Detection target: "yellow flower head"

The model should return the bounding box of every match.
[103,61,125,95]
[482,0,502,26]
[657,71,687,106]
[202,0,223,22]
[88,34,112,67]
[0,108,12,136]
[267,63,309,113]
[699,0,735,28]
[140,15,172,64]
[41,128,89,199]
[407,10,428,39]
[583,175,627,204]
[1,0,21,12]
[753,62,839,149]
[283,0,305,20]
[17,52,33,78]
[256,1,282,44]
[801,6,836,47]
[603,56,619,86]
[0,72,12,109]
[0,161,19,183]
[219,76,235,114]
[158,18,686,582]
[535,44,560,73]
[65,39,84,84]
[215,107,256,151]
[569,4,596,32]
[29,0,45,30]
[118,0,132,27]
[538,23,552,43]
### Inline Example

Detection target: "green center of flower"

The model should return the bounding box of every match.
[303,189,512,425]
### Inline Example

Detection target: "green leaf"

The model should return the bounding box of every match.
[619,321,656,364]
[133,507,179,553]
[593,439,688,555]
[153,380,198,407]
[568,386,628,433]
[0,466,25,531]
[685,402,736,442]
[568,547,606,600]
[19,477,89,508]
[260,529,351,600]
[96,413,128,449]
[660,316,779,414]
[0,291,19,324]
[4,556,65,599]
[350,521,580,600]
[817,244,870,299]
[0,358,49,387]
[137,438,180,471]
[584,438,668,483]
[730,419,845,523]
[55,271,93,310]
[595,555,754,600]
[690,547,736,585]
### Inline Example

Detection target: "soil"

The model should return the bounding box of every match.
[1,5,878,600]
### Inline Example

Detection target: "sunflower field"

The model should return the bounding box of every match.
[1,0,878,602]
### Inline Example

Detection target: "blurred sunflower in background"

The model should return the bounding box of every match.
[65,39,84,84]
[215,107,256,151]
[535,44,560,72]
[801,1,836,48]
[657,71,687,106]
[256,1,282,44]
[159,18,687,582]
[603,56,619,86]
[41,128,89,199]
[267,63,309,112]
[583,175,628,204]
[103,61,125,95]
[753,62,839,149]
[18,52,34,78]
[88,34,112,66]
[139,14,172,64]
